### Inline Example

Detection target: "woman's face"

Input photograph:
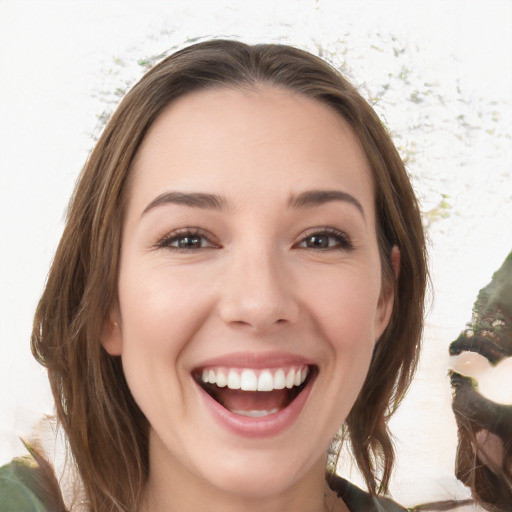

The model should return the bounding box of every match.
[103,86,394,499]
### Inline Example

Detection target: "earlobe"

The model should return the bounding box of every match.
[101,311,123,356]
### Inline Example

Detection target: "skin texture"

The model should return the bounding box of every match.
[102,86,395,512]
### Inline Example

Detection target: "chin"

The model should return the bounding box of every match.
[203,455,315,500]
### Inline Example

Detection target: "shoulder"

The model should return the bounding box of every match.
[0,458,49,512]
[329,475,407,512]
[0,453,67,512]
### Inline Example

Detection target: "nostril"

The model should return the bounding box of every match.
[217,267,300,330]
[228,317,290,333]
[224,303,299,333]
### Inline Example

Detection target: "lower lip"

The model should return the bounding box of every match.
[196,377,313,438]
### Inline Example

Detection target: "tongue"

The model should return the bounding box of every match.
[215,388,290,413]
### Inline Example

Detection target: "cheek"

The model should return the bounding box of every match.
[116,265,218,426]
[116,263,216,390]
[301,270,382,434]
[302,267,382,350]
[119,262,213,344]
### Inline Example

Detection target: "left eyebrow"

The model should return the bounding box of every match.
[288,189,365,220]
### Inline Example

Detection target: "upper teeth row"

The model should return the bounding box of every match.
[201,366,309,391]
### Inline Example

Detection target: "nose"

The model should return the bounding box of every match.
[218,248,300,333]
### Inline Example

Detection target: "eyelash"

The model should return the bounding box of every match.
[154,228,219,253]
[154,227,353,253]
[295,227,353,251]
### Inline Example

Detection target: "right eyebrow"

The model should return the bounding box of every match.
[141,191,228,217]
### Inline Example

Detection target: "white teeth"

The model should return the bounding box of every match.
[227,370,241,390]
[273,369,286,390]
[257,370,274,391]
[231,408,279,417]
[240,369,258,391]
[216,370,227,388]
[285,369,295,389]
[200,365,310,392]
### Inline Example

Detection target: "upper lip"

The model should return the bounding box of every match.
[191,351,315,371]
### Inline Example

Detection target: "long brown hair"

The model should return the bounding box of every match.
[31,39,427,511]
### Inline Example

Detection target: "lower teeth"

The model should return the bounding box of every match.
[230,408,280,417]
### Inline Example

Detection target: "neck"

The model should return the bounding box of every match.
[139,431,347,512]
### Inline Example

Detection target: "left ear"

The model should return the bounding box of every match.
[100,308,123,356]
[375,246,400,339]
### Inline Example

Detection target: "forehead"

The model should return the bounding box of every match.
[128,86,374,213]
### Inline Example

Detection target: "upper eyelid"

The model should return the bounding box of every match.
[154,227,219,249]
[300,226,346,235]
[296,226,350,240]
[294,227,353,248]
[153,226,351,249]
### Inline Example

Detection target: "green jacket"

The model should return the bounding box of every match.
[0,447,66,512]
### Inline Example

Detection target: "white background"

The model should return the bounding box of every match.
[1,1,511,507]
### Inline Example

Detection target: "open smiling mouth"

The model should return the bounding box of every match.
[193,365,316,418]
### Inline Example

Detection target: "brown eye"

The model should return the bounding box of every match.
[156,229,218,252]
[304,234,330,249]
[175,235,203,249]
[297,229,352,251]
